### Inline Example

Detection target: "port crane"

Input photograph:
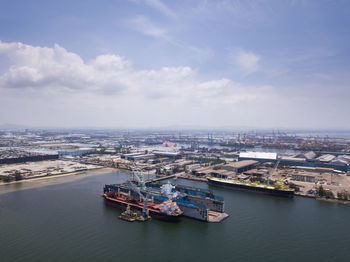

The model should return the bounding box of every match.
[129,167,150,219]
[265,157,281,185]
[128,180,150,220]
[131,167,146,189]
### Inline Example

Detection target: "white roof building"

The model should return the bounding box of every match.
[239,152,277,161]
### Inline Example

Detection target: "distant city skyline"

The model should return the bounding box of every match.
[1,0,349,129]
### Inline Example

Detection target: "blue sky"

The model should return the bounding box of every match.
[0,0,349,129]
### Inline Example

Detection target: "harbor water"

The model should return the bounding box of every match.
[0,171,349,262]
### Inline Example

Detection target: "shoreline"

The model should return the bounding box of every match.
[0,167,118,186]
[315,197,350,205]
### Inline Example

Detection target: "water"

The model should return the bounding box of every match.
[1,171,350,262]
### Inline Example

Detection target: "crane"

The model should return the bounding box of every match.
[131,166,146,189]
[128,180,150,219]
[266,157,281,185]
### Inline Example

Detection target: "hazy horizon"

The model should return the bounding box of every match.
[1,1,349,129]
[2,122,350,134]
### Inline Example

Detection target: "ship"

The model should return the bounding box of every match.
[146,182,226,219]
[103,189,183,222]
[207,177,294,197]
[104,168,228,222]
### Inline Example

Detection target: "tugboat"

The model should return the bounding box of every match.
[119,205,137,222]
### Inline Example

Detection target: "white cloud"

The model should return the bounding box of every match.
[0,40,275,127]
[91,54,131,71]
[0,41,129,94]
[233,50,260,75]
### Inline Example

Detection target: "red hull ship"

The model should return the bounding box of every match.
[103,192,183,222]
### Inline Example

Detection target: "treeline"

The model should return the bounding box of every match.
[0,171,23,182]
[318,185,335,199]
[337,191,350,201]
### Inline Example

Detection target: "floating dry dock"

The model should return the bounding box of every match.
[147,182,228,222]
[104,182,229,222]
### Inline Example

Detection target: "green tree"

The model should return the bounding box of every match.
[14,171,23,181]
[325,190,334,199]
[337,192,342,199]
[3,175,13,183]
[318,185,325,197]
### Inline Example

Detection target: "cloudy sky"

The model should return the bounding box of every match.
[0,0,349,129]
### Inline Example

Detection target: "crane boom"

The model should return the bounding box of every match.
[128,180,149,217]
[270,157,281,177]
[265,157,281,185]
[131,167,146,188]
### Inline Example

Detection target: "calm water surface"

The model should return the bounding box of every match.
[0,171,349,262]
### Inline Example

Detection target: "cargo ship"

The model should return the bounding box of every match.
[207,177,294,197]
[103,188,183,222]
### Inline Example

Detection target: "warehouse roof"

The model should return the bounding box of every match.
[226,160,259,169]
[239,152,277,160]
[316,154,336,162]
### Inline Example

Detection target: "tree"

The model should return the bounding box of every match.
[325,190,334,199]
[318,185,325,197]
[337,191,349,200]
[337,192,342,200]
[14,171,23,181]
[3,175,13,183]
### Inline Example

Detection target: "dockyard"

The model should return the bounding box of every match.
[1,129,350,204]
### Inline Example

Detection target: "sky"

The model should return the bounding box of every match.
[0,0,349,129]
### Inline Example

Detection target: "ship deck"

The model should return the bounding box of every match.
[208,211,229,222]
[208,177,294,192]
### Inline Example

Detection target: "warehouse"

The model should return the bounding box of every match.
[221,160,259,174]
[238,152,277,162]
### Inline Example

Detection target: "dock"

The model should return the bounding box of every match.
[146,174,176,183]
[208,211,229,222]
[178,174,208,182]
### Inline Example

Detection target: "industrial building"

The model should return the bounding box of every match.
[291,173,316,183]
[316,154,336,162]
[192,166,214,177]
[58,148,96,156]
[221,160,259,174]
[210,169,233,179]
[153,151,181,158]
[239,151,349,172]
[239,152,277,162]
[121,153,155,161]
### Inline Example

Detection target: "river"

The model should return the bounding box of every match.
[0,171,349,262]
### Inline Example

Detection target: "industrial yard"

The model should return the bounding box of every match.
[0,160,102,182]
[1,128,350,202]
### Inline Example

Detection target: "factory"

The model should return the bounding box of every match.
[121,153,155,161]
